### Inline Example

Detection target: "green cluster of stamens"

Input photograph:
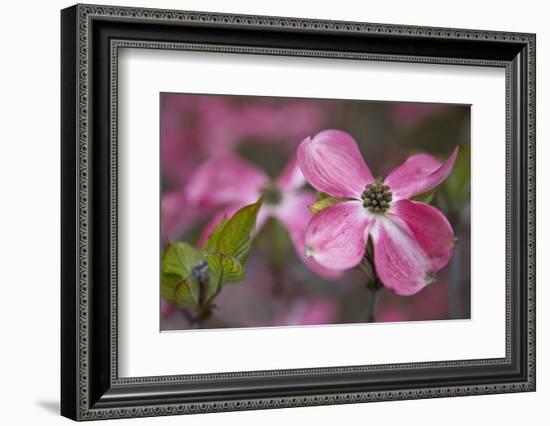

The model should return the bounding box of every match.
[361,181,392,213]
[260,183,282,205]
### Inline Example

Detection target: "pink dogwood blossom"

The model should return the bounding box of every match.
[161,94,334,186]
[297,130,457,295]
[185,154,339,279]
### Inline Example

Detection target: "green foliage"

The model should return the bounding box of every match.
[161,242,204,308]
[162,241,204,278]
[215,198,263,264]
[309,194,348,215]
[203,216,228,253]
[206,252,244,287]
[161,198,264,310]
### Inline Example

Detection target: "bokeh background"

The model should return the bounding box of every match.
[160,93,471,330]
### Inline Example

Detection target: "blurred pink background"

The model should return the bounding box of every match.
[160,93,471,330]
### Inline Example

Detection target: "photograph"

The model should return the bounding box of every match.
[56,2,536,421]
[160,93,471,331]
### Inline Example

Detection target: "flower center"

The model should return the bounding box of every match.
[361,181,392,213]
[260,183,282,205]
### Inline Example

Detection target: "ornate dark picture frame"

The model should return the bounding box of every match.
[61,4,536,421]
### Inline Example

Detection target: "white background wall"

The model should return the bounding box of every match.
[0,0,546,424]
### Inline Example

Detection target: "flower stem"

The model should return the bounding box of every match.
[360,240,383,323]
[365,284,381,323]
[193,306,213,328]
[191,274,214,328]
[181,307,212,329]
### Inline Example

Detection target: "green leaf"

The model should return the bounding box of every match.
[161,274,197,309]
[309,196,347,215]
[162,241,203,277]
[216,198,263,264]
[161,273,181,302]
[161,241,204,308]
[203,216,228,253]
[206,252,244,288]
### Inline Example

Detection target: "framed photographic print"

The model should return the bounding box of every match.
[61,4,536,421]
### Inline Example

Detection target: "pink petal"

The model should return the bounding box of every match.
[305,201,374,270]
[297,130,374,198]
[276,153,306,192]
[185,155,268,208]
[384,148,458,200]
[389,199,455,270]
[371,217,435,296]
[275,192,341,279]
